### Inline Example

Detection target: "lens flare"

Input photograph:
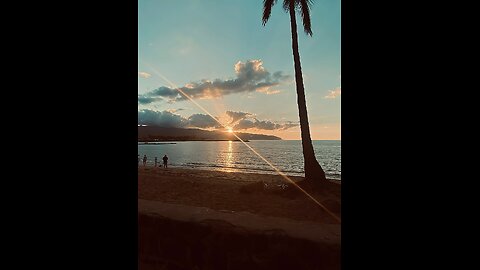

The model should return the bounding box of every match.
[139,60,341,223]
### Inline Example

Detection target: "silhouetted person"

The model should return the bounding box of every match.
[154,157,158,167]
[138,155,140,166]
[162,155,168,168]
[143,155,147,166]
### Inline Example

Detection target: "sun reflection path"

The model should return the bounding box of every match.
[223,140,234,172]
[140,62,341,223]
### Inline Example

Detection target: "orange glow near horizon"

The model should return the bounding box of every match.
[227,124,341,140]
[140,61,341,223]
[262,124,341,140]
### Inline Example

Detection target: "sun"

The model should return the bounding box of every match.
[227,127,234,133]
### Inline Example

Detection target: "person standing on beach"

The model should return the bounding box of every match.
[162,154,168,168]
[154,157,158,167]
[143,155,147,166]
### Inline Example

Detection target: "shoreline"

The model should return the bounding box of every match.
[138,164,342,182]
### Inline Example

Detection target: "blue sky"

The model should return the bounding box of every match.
[138,0,340,139]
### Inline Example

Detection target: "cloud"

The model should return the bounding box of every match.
[138,109,297,131]
[138,96,162,105]
[233,119,257,130]
[233,119,279,130]
[138,60,290,104]
[138,109,188,127]
[138,109,219,129]
[233,119,298,131]
[225,111,253,124]
[138,72,152,79]
[187,114,221,128]
[226,110,298,131]
[166,108,185,113]
[138,86,179,105]
[256,88,281,95]
[325,87,341,99]
[281,122,299,130]
[225,110,297,130]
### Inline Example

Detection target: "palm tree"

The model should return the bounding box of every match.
[263,0,327,185]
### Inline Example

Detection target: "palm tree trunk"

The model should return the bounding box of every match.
[289,3,326,184]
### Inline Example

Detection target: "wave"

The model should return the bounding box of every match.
[176,162,341,180]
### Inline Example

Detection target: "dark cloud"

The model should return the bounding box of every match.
[138,86,181,104]
[138,109,297,131]
[138,96,162,105]
[226,109,298,131]
[187,114,221,128]
[138,110,219,129]
[255,120,280,130]
[150,86,180,99]
[138,109,188,127]
[233,119,298,131]
[225,111,253,124]
[138,60,289,104]
[233,119,257,130]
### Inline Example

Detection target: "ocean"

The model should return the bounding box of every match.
[138,140,341,180]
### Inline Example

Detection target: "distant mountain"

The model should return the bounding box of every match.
[138,126,282,141]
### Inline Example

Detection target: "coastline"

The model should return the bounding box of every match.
[138,164,341,181]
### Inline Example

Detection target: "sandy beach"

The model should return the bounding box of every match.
[138,166,341,224]
[139,167,341,269]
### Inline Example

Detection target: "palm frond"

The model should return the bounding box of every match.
[262,0,277,26]
[300,0,313,36]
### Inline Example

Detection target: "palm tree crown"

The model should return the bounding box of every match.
[262,0,313,36]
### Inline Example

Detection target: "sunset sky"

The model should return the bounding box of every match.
[138,0,340,140]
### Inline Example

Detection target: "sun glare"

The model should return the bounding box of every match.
[139,61,341,223]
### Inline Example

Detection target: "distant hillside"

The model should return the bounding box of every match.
[138,126,281,141]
